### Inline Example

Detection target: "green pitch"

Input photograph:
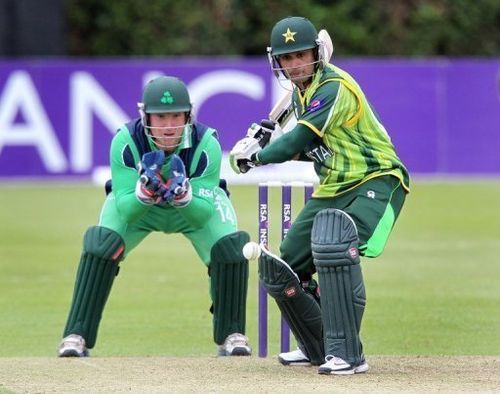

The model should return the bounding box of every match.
[0,181,499,357]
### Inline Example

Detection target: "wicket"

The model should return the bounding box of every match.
[258,181,313,358]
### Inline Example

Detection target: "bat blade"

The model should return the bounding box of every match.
[269,90,293,125]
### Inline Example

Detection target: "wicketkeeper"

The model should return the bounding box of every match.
[58,76,251,357]
[230,16,410,374]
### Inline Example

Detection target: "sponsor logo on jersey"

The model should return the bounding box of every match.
[305,142,333,163]
[198,188,213,197]
[306,98,324,113]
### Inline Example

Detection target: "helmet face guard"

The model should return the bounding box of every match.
[138,76,193,150]
[267,48,321,89]
[138,104,192,150]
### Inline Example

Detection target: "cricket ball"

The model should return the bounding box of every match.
[242,242,261,260]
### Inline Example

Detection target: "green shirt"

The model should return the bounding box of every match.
[109,118,224,227]
[260,64,410,197]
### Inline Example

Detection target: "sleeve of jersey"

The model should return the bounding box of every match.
[296,80,353,136]
[110,130,149,223]
[256,123,316,164]
[173,132,221,228]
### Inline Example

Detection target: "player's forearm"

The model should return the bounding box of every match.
[111,165,151,222]
[171,192,213,227]
[257,123,315,164]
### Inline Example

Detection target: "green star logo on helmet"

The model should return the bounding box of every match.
[282,28,297,43]
[160,91,174,104]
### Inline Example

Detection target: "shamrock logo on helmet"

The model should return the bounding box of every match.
[160,91,174,104]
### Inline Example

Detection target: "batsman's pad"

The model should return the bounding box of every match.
[312,209,366,366]
[258,246,324,365]
[210,231,250,345]
[63,226,125,348]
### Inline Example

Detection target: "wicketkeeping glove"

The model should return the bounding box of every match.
[162,154,192,207]
[135,150,167,205]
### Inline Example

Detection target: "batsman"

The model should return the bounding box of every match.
[58,76,252,357]
[230,16,410,374]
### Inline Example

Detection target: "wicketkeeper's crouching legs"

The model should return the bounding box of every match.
[312,208,368,374]
[210,231,252,356]
[59,226,124,357]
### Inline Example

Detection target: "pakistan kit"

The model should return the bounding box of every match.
[256,62,410,367]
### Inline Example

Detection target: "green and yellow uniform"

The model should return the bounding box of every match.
[293,63,410,197]
[257,63,410,268]
[249,15,410,370]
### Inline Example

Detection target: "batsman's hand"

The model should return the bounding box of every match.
[246,120,282,148]
[229,136,262,174]
[265,119,284,143]
[135,150,167,205]
[162,154,192,207]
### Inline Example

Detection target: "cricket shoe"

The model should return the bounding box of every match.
[58,334,89,357]
[318,355,369,375]
[278,347,311,366]
[218,333,252,356]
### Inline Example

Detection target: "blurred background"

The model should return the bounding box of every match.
[1,0,499,182]
[0,0,499,357]
[3,0,500,57]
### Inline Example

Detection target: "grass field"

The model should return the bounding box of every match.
[0,181,499,359]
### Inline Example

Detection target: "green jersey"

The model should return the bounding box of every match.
[62,116,249,350]
[257,64,410,197]
[292,64,410,196]
[100,118,238,263]
[108,119,224,225]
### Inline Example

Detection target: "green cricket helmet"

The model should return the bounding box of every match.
[267,17,325,86]
[269,16,319,56]
[141,76,192,114]
[138,76,193,150]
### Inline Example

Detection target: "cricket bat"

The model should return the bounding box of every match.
[269,29,334,128]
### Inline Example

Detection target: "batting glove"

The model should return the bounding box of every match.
[246,119,282,148]
[229,136,262,174]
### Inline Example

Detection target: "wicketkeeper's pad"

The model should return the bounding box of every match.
[210,231,250,345]
[63,226,124,348]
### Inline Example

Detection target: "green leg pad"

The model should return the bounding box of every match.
[312,209,366,366]
[210,231,250,345]
[258,248,324,365]
[315,264,366,364]
[275,293,325,365]
[63,226,124,348]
